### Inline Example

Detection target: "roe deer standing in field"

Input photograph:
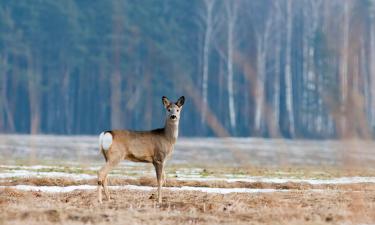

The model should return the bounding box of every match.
[97,96,185,203]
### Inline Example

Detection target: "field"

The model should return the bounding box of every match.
[1,135,375,224]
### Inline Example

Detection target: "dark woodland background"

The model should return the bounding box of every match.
[1,0,375,138]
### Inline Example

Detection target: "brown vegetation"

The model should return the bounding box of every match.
[0,186,374,225]
[2,177,375,191]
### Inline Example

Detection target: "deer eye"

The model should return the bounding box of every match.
[177,109,179,112]
[168,109,171,112]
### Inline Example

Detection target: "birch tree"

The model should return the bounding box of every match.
[225,0,238,134]
[269,2,283,137]
[0,53,15,132]
[27,53,41,134]
[198,0,216,129]
[369,0,375,129]
[301,0,323,133]
[244,1,275,135]
[339,0,351,137]
[284,0,295,137]
[110,0,124,129]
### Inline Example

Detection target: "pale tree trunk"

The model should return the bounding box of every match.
[254,15,272,134]
[359,40,371,138]
[370,1,375,129]
[27,54,41,134]
[301,12,309,130]
[0,57,4,131]
[62,67,71,134]
[339,1,351,137]
[271,35,281,137]
[312,1,322,133]
[284,0,295,137]
[111,0,124,129]
[225,1,238,134]
[268,1,283,137]
[302,0,322,133]
[111,71,122,129]
[322,1,335,137]
[0,54,15,132]
[201,0,215,127]
[361,39,370,126]
[254,39,266,133]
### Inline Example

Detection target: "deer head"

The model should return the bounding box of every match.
[162,96,185,123]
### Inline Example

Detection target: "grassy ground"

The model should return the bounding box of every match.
[2,135,375,224]
[1,186,375,225]
[1,164,375,224]
[0,163,375,225]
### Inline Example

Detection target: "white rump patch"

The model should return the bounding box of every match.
[99,132,113,151]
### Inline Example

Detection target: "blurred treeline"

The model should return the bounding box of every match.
[0,0,374,138]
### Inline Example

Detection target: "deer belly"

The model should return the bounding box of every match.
[124,139,154,163]
[124,153,153,163]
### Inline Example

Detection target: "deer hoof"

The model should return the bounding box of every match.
[149,193,156,200]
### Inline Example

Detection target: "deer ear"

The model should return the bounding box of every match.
[176,96,185,107]
[162,96,170,108]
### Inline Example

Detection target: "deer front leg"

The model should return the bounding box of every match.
[153,161,164,203]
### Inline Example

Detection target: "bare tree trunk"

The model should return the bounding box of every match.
[370,3,375,130]
[0,54,15,132]
[254,19,272,134]
[225,1,237,134]
[0,58,4,132]
[339,1,350,137]
[361,38,371,127]
[254,39,266,133]
[267,1,283,137]
[301,14,309,130]
[201,0,215,128]
[111,0,124,129]
[27,54,41,134]
[111,71,122,129]
[62,67,71,134]
[312,1,322,134]
[271,37,281,137]
[285,0,295,137]
[302,0,322,134]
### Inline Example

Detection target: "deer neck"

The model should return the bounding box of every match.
[164,120,179,143]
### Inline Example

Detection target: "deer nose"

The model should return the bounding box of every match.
[170,115,177,120]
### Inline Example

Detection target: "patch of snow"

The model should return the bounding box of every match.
[0,165,66,170]
[0,185,291,194]
[0,170,95,180]
[175,176,375,184]
[1,167,375,185]
[169,186,289,194]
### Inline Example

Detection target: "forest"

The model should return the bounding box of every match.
[1,0,375,138]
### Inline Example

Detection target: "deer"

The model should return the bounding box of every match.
[97,96,185,203]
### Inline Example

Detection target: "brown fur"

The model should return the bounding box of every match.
[97,96,185,203]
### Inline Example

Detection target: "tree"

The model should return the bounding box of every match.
[284,0,295,137]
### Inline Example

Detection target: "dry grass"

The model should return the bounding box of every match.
[0,186,374,225]
[2,176,375,191]
[1,165,375,224]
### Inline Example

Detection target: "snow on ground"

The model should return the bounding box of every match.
[175,176,375,184]
[0,184,293,194]
[0,170,97,180]
[1,165,375,185]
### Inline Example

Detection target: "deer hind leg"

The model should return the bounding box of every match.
[97,158,120,203]
[153,161,164,203]
[103,174,110,200]
[162,170,167,187]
